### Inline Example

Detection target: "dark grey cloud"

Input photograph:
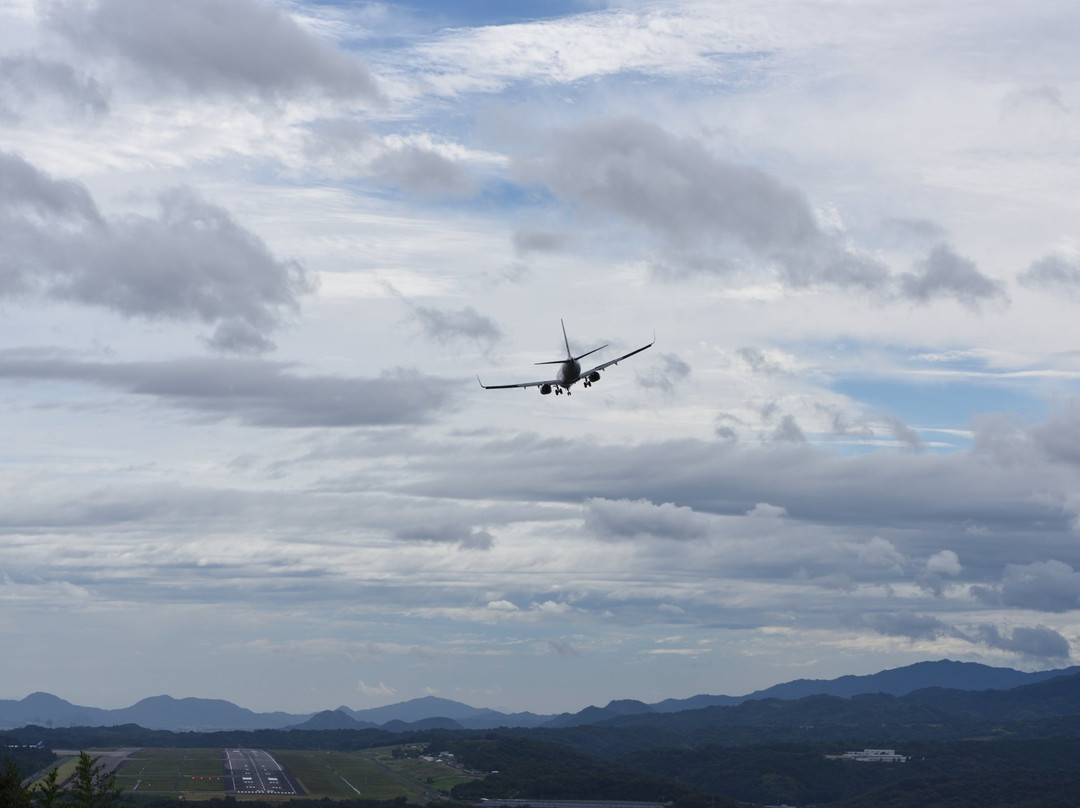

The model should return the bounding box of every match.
[393,522,495,551]
[973,560,1080,613]
[769,413,807,444]
[519,117,1008,308]
[304,119,472,196]
[976,624,1071,659]
[0,351,459,427]
[512,228,570,255]
[370,144,474,197]
[584,497,710,541]
[519,116,891,292]
[409,305,502,347]
[975,399,1080,468]
[882,414,923,451]
[848,611,948,641]
[0,151,310,352]
[1018,253,1080,300]
[45,0,380,102]
[899,244,1008,310]
[0,54,109,119]
[714,412,746,442]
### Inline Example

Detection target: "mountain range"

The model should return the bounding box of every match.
[2,659,1077,732]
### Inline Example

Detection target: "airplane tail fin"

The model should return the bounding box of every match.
[534,320,607,364]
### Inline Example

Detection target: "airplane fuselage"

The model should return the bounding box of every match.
[558,359,581,387]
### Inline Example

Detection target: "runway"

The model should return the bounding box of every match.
[223,748,302,796]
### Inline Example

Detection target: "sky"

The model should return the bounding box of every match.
[2,0,1080,717]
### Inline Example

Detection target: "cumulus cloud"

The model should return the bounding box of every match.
[1019,253,1080,299]
[584,497,710,541]
[517,117,1011,310]
[0,152,311,352]
[0,352,459,427]
[44,0,380,102]
[926,550,962,576]
[898,243,1008,310]
[917,550,962,596]
[518,116,891,292]
[746,502,787,519]
[975,624,1072,659]
[370,143,474,196]
[769,414,807,444]
[304,120,477,196]
[973,560,1080,613]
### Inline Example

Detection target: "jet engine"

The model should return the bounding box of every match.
[587,371,601,383]
[540,384,552,395]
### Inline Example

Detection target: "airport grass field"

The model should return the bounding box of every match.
[108,745,479,801]
[116,748,227,795]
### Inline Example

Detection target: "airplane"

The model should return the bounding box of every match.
[478,319,654,396]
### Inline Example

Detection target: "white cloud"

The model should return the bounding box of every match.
[356,678,396,697]
[926,550,962,577]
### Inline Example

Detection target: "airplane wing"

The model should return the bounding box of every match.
[581,336,655,376]
[477,375,560,390]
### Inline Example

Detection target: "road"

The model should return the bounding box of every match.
[223,748,301,796]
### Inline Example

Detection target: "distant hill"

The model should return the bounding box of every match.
[554,670,1080,750]
[543,699,657,728]
[650,659,1080,712]
[4,659,1077,732]
[285,709,378,731]
[0,692,314,732]
[339,695,550,730]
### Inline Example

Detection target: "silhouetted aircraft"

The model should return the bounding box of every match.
[478,320,653,396]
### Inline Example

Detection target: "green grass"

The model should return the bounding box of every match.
[115,748,228,796]
[274,750,403,799]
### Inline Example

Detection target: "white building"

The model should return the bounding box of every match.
[841,748,908,763]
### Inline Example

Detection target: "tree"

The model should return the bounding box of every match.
[65,752,124,808]
[1,757,33,808]
[33,765,63,808]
